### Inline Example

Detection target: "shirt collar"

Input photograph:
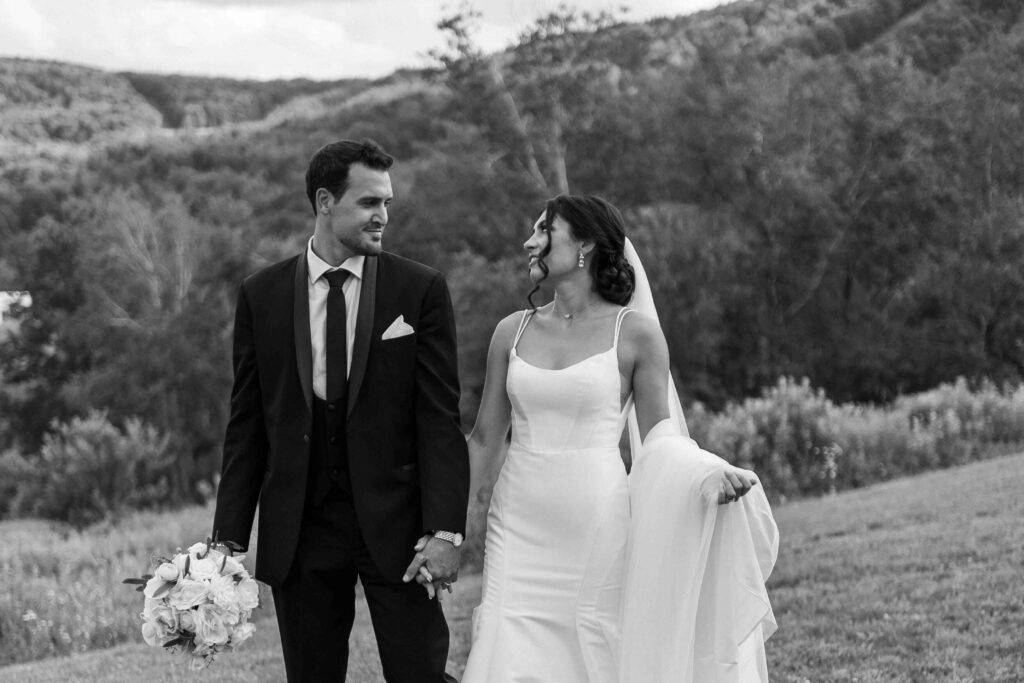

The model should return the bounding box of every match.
[306,237,364,284]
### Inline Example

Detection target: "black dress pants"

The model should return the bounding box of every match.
[272,488,455,682]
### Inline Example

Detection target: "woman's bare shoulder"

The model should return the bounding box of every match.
[619,308,664,343]
[491,310,531,349]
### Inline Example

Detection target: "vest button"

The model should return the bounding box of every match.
[330,436,337,444]
[331,467,340,476]
[327,403,336,411]
[302,434,310,443]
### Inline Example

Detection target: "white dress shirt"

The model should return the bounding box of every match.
[306,238,363,400]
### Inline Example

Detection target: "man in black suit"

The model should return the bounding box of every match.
[212,139,469,682]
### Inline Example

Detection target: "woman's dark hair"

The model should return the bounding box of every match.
[527,194,635,309]
[305,138,394,215]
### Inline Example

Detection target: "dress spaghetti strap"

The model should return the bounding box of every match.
[612,307,633,350]
[511,310,535,351]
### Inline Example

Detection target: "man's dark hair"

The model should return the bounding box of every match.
[305,139,394,215]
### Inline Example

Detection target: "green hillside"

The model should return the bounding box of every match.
[1,0,1022,505]
[120,72,369,128]
[0,58,161,145]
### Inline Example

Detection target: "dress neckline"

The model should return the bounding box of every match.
[510,307,633,373]
[510,345,616,372]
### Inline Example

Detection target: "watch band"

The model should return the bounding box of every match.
[431,530,463,547]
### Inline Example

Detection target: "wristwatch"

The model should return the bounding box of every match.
[431,530,463,547]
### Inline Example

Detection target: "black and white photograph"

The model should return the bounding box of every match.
[1,0,1022,681]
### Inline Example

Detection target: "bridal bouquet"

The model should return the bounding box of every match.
[124,537,260,670]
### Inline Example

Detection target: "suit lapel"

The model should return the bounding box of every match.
[347,255,377,415]
[292,254,313,413]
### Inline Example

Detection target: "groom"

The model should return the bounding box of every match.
[212,139,469,682]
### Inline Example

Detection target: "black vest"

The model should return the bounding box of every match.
[306,395,350,506]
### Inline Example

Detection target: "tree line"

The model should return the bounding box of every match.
[0,1,1021,506]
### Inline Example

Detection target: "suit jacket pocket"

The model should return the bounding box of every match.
[382,332,416,344]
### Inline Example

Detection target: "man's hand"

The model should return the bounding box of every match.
[402,534,461,600]
[718,466,759,505]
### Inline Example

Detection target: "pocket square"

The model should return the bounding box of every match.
[382,315,415,340]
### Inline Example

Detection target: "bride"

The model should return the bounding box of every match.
[460,195,778,682]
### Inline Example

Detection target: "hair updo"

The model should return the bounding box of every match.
[527,195,636,309]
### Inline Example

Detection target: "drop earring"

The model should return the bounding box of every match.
[578,249,585,268]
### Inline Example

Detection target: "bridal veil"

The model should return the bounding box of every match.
[620,237,779,682]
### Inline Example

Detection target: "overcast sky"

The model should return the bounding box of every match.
[0,0,728,81]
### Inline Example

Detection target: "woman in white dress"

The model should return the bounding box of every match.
[461,195,777,683]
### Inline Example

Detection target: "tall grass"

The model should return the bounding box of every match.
[687,377,1024,499]
[0,503,272,667]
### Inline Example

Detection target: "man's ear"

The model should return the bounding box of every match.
[316,188,335,213]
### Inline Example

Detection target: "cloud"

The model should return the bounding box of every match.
[0,0,57,56]
[0,0,727,80]
[173,0,363,5]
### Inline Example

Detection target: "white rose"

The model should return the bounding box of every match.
[141,617,174,647]
[193,604,230,646]
[189,557,219,582]
[173,552,190,575]
[142,598,177,630]
[143,575,171,599]
[223,604,242,626]
[179,610,196,633]
[187,541,209,555]
[155,562,180,582]
[168,578,208,610]
[219,555,246,577]
[230,622,256,647]
[208,548,228,565]
[141,620,160,646]
[208,574,238,611]
[235,578,260,610]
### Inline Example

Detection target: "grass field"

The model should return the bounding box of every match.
[2,453,1022,682]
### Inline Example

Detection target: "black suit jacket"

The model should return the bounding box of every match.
[212,250,469,586]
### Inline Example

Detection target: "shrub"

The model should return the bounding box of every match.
[0,448,33,517]
[698,378,841,498]
[9,411,173,527]
[897,377,1024,445]
[688,377,1024,501]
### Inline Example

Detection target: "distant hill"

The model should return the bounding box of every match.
[0,0,1017,151]
[0,58,161,145]
[120,72,369,128]
[0,57,369,146]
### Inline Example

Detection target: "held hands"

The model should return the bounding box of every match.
[717,465,759,505]
[401,535,461,601]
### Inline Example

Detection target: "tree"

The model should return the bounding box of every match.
[432,6,627,195]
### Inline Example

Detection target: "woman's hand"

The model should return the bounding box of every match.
[716,465,759,504]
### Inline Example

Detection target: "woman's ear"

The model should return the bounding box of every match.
[581,240,597,257]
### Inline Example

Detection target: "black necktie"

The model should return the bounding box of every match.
[323,269,349,403]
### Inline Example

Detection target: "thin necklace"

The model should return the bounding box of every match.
[553,298,596,324]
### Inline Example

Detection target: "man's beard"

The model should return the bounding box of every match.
[342,229,383,255]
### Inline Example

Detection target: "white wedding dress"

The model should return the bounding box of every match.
[462,307,633,683]
[463,241,778,683]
